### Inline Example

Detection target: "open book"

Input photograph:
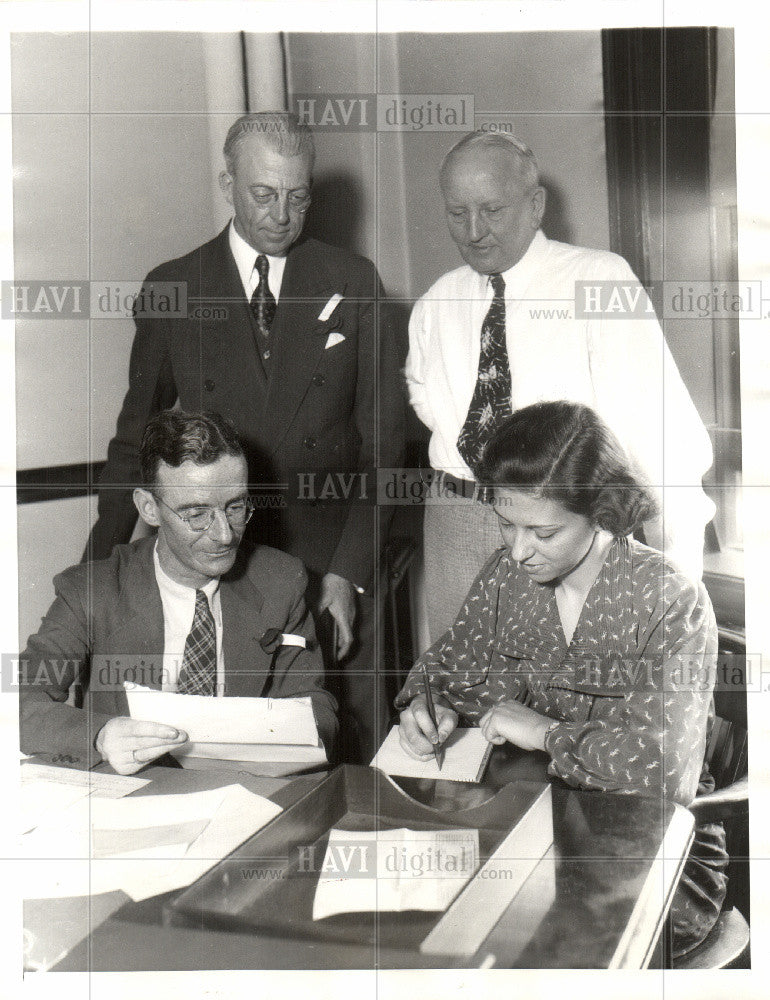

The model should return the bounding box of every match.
[371,725,493,783]
[125,684,327,773]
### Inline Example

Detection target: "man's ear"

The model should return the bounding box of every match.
[134,487,161,528]
[531,186,546,229]
[219,170,234,206]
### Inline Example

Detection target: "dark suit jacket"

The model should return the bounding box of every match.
[88,228,405,590]
[19,536,338,764]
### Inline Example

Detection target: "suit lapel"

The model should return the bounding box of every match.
[106,539,166,693]
[219,559,271,697]
[202,227,267,393]
[105,540,272,700]
[262,240,345,450]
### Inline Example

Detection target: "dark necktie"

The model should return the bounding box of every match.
[250,254,277,357]
[177,590,216,697]
[457,273,511,476]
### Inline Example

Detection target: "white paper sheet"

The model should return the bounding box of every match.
[20,766,150,834]
[22,783,282,902]
[312,827,479,920]
[19,780,92,836]
[22,763,150,796]
[125,683,318,745]
[371,726,493,782]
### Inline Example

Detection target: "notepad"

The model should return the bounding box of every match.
[371,726,493,783]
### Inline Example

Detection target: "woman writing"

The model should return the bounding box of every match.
[395,400,727,957]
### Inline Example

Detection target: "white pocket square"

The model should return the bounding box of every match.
[318,293,343,322]
[278,632,307,649]
[325,331,346,349]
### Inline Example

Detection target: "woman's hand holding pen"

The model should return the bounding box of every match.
[479,699,552,752]
[399,693,458,760]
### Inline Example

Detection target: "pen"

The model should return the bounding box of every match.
[422,664,444,771]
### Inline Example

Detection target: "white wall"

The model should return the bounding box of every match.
[381,31,610,300]
[284,31,610,302]
[12,32,246,643]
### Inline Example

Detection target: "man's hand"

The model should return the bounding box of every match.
[399,693,458,760]
[318,572,357,660]
[479,700,551,752]
[95,717,188,775]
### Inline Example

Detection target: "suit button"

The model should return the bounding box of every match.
[312,372,325,387]
[303,435,317,450]
[204,379,215,392]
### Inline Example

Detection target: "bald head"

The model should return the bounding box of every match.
[440,131,539,190]
[439,132,545,274]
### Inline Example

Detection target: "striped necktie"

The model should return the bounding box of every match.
[177,589,216,697]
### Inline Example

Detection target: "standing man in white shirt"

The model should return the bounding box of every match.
[406,130,714,642]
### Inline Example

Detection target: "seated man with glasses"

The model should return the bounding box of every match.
[19,409,337,774]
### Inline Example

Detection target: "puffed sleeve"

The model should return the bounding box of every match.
[544,569,718,806]
[394,549,528,721]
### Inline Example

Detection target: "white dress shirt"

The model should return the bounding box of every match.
[228,219,287,301]
[405,230,716,582]
[153,544,225,695]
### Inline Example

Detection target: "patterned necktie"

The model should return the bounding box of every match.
[177,590,216,697]
[250,254,277,352]
[457,273,511,476]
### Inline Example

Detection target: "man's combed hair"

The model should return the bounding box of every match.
[223,112,315,174]
[479,401,657,537]
[140,410,244,487]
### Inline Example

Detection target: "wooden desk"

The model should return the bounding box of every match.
[24,750,693,971]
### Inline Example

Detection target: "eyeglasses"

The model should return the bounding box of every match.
[250,187,311,211]
[154,495,255,533]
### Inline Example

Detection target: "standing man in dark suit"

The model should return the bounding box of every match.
[87,112,404,761]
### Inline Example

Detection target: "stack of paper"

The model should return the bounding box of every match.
[125,684,326,770]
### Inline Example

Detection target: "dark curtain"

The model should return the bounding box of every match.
[601,27,717,287]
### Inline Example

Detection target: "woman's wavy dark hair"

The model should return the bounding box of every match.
[478,401,657,536]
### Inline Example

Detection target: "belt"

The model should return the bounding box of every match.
[432,469,491,503]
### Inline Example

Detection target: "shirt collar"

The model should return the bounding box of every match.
[153,541,221,603]
[473,229,550,296]
[228,219,287,296]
